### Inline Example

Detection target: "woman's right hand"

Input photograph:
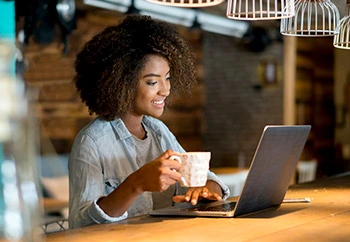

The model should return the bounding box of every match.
[133,149,182,193]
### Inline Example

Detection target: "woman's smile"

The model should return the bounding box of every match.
[151,99,166,108]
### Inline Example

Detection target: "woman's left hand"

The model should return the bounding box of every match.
[172,180,223,205]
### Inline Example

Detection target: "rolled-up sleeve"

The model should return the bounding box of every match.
[88,197,128,223]
[69,197,128,229]
[207,170,230,200]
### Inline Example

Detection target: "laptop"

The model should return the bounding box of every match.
[150,125,311,218]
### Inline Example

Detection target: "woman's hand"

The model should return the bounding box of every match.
[132,150,182,193]
[172,180,223,205]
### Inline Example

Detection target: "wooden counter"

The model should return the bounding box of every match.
[44,172,350,242]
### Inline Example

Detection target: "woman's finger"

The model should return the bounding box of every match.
[172,195,186,203]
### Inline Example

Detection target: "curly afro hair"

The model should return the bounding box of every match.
[74,14,197,121]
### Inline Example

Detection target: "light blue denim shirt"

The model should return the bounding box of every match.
[68,115,230,229]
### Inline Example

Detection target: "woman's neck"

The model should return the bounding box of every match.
[121,114,147,139]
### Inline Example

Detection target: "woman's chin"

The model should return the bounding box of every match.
[148,110,164,118]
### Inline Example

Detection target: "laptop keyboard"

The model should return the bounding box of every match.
[186,202,237,212]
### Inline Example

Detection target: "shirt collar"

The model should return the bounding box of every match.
[110,116,161,140]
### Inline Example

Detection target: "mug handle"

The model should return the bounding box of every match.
[169,155,188,187]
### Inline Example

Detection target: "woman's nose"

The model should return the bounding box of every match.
[159,80,170,96]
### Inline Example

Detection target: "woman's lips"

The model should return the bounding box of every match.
[151,99,165,108]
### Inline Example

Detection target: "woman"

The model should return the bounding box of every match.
[69,14,230,229]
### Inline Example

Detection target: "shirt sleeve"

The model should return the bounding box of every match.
[68,134,129,229]
[89,197,128,222]
[207,170,231,200]
[69,198,128,229]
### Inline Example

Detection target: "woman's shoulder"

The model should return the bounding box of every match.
[79,116,108,131]
[76,117,119,140]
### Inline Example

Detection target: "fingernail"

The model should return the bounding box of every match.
[185,196,190,201]
[191,199,196,205]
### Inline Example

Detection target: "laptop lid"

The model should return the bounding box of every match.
[233,125,311,217]
[150,125,311,218]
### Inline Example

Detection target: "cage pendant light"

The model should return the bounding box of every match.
[144,0,224,7]
[226,0,295,20]
[334,0,350,49]
[280,0,340,36]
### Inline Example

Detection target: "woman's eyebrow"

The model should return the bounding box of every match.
[143,73,160,78]
[143,70,170,78]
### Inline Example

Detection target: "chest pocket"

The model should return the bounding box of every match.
[104,178,120,195]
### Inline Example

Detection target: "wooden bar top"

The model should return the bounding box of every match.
[44,172,350,242]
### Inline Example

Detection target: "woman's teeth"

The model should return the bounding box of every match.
[152,100,164,104]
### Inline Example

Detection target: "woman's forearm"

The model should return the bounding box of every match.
[96,172,143,217]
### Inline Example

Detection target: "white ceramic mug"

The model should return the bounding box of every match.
[170,152,211,187]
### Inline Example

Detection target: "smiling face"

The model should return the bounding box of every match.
[132,54,171,118]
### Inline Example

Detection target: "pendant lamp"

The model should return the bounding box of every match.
[226,0,295,20]
[280,0,340,36]
[334,0,350,49]
[144,0,224,7]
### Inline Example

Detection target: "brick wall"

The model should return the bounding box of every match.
[202,32,284,167]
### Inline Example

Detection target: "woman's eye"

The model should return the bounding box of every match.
[166,76,171,82]
[147,81,157,86]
